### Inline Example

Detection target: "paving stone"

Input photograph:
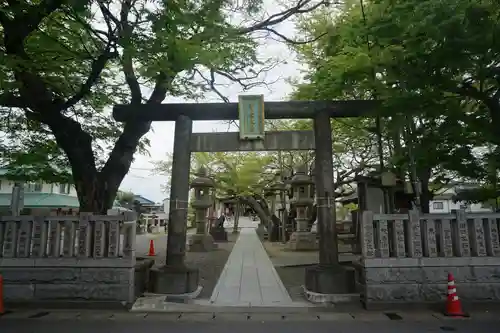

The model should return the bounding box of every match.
[350,312,391,321]
[397,312,439,321]
[80,313,115,320]
[143,313,182,321]
[246,313,286,321]
[178,313,215,321]
[316,313,355,321]
[212,313,251,321]
[209,225,293,306]
[282,314,321,321]
[110,313,150,321]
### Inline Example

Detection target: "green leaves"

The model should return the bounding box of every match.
[154,151,275,197]
[0,0,268,185]
[290,0,500,202]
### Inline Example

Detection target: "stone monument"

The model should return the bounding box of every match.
[287,164,317,250]
[187,167,216,251]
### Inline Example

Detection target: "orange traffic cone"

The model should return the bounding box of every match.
[0,275,4,315]
[444,272,468,317]
[148,239,156,256]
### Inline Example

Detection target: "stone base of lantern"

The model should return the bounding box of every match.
[187,233,216,252]
[149,265,200,296]
[304,264,353,295]
[210,226,228,242]
[287,231,318,251]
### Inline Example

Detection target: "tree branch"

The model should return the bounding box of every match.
[62,46,118,110]
[260,27,327,45]
[148,72,169,104]
[239,0,334,34]
[0,93,27,108]
[116,0,142,105]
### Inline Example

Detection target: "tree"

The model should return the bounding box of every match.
[153,151,276,219]
[0,0,332,213]
[360,0,500,144]
[290,1,499,210]
[267,118,378,198]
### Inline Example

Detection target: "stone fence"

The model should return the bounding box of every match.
[0,211,137,307]
[358,209,500,309]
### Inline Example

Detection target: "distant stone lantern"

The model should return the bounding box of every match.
[264,184,275,212]
[187,166,215,252]
[268,179,288,242]
[291,165,314,203]
[269,180,287,210]
[287,164,316,250]
[281,170,293,200]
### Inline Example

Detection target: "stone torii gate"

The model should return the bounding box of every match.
[113,98,377,297]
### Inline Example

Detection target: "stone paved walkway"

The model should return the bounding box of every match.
[209,222,296,307]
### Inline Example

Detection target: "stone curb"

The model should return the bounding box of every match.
[1,310,498,321]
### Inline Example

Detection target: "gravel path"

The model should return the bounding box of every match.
[262,241,360,301]
[274,266,309,301]
[261,241,315,302]
[135,230,237,299]
[184,233,237,299]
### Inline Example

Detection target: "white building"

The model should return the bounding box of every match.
[429,183,493,213]
[0,168,136,214]
[0,168,79,214]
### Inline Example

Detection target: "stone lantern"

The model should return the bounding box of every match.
[187,166,216,252]
[264,184,276,214]
[281,170,293,200]
[287,164,317,250]
[269,179,288,242]
[269,180,287,213]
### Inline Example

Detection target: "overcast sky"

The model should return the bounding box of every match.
[119,4,306,203]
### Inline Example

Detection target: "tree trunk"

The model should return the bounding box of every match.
[418,169,432,214]
[0,1,162,215]
[241,195,271,225]
[233,202,240,233]
[43,109,151,214]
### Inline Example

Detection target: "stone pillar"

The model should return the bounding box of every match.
[305,111,351,295]
[287,165,317,250]
[150,115,200,296]
[187,167,216,252]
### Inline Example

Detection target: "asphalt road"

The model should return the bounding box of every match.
[1,318,498,333]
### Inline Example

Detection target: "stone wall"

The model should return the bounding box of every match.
[1,258,135,305]
[358,257,500,308]
[0,212,137,307]
[359,209,500,309]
